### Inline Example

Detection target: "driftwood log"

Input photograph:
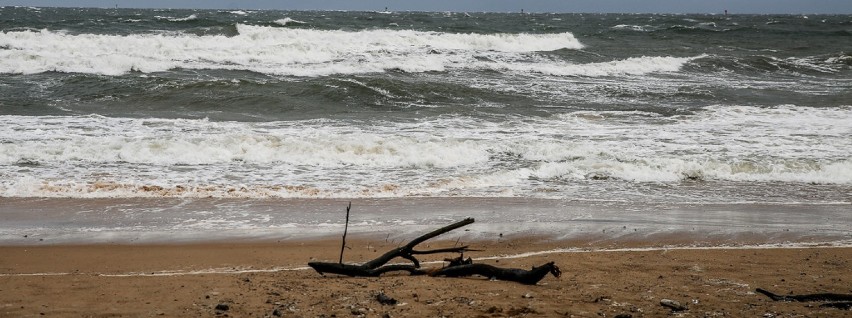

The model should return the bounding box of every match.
[756,288,852,310]
[307,215,560,285]
[430,261,562,285]
[308,218,475,277]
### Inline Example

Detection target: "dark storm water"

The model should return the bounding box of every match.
[0,7,850,203]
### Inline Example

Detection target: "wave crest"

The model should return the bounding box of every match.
[0,27,584,76]
[156,14,198,22]
[273,18,305,26]
[2,105,851,198]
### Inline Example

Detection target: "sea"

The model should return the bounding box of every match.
[1,7,850,244]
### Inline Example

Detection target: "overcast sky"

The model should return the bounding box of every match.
[3,0,851,14]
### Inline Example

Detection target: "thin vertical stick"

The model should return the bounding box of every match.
[339,202,351,264]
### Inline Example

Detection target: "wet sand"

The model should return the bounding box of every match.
[3,197,851,245]
[1,238,850,317]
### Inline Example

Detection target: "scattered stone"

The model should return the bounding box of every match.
[660,299,688,312]
[376,292,397,305]
[506,306,538,315]
[272,308,282,317]
[350,307,367,316]
[614,314,633,318]
[593,296,612,303]
[215,303,230,312]
[522,292,534,299]
[486,306,503,314]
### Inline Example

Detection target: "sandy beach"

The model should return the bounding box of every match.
[1,237,850,317]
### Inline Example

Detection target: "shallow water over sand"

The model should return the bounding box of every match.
[2,197,850,245]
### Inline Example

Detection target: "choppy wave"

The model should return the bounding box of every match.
[2,105,850,199]
[4,26,840,78]
[611,23,730,33]
[156,14,198,22]
[0,26,584,77]
[495,55,699,76]
[688,52,851,76]
[611,24,653,32]
[273,17,305,26]
[1,9,851,203]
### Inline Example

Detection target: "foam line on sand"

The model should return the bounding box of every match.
[3,240,849,278]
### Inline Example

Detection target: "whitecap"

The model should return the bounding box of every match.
[0,27,585,77]
[155,14,197,22]
[273,17,305,26]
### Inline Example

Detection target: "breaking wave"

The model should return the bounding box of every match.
[1,105,850,198]
[0,26,585,77]
[273,17,305,26]
[155,14,198,22]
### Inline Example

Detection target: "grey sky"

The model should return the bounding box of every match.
[2,0,851,14]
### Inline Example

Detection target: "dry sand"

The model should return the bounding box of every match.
[1,237,850,317]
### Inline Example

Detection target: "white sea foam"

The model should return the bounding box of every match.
[0,27,585,77]
[273,17,305,26]
[488,55,698,76]
[1,105,850,199]
[611,24,652,32]
[156,14,198,22]
[0,117,489,167]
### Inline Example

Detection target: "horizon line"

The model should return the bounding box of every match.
[3,5,847,15]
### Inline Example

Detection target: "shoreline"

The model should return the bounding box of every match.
[2,239,852,277]
[3,197,851,246]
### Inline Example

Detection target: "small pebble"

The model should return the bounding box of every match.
[660,299,687,312]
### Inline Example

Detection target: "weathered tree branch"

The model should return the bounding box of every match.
[308,218,475,276]
[820,303,852,310]
[756,288,852,310]
[307,214,561,285]
[339,202,351,264]
[308,262,428,277]
[756,288,852,302]
[360,218,475,270]
[430,261,562,285]
[411,246,479,255]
